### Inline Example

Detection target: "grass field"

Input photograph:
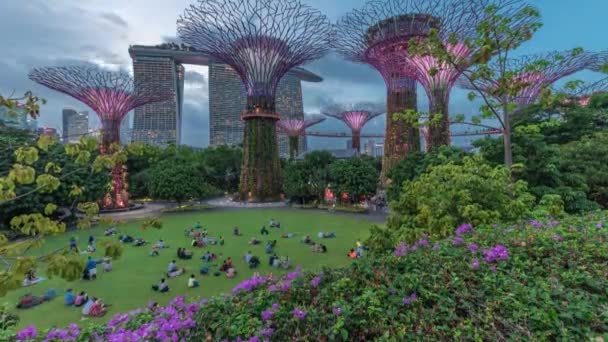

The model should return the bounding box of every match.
[3,209,374,330]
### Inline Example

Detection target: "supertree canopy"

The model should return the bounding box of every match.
[29,65,171,208]
[458,49,606,108]
[404,0,538,149]
[322,103,384,154]
[276,115,326,160]
[178,0,332,202]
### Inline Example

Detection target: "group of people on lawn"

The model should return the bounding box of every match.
[63,289,108,317]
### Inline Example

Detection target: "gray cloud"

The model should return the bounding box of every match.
[185,70,207,85]
[100,12,129,28]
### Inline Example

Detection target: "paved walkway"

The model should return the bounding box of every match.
[99,203,169,220]
[206,197,288,208]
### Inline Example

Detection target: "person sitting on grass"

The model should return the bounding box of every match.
[348,249,358,259]
[22,269,40,286]
[201,251,216,262]
[133,237,147,247]
[86,243,96,253]
[74,291,88,307]
[81,297,94,316]
[191,238,204,248]
[301,235,312,245]
[69,236,79,253]
[177,248,193,260]
[260,226,269,236]
[249,237,261,245]
[200,265,210,275]
[104,227,117,236]
[168,267,186,278]
[219,235,225,246]
[194,221,202,229]
[85,256,97,280]
[152,278,169,293]
[269,219,281,228]
[150,246,160,257]
[89,297,108,317]
[156,239,166,249]
[187,274,199,288]
[64,289,75,306]
[102,258,112,272]
[233,227,241,236]
[249,256,260,269]
[269,254,278,266]
[226,267,236,278]
[281,232,295,238]
[168,260,177,273]
[201,228,208,237]
[88,235,95,247]
[244,251,253,264]
[219,259,231,272]
[265,241,273,254]
[119,235,133,243]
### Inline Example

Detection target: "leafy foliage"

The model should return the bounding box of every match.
[149,160,219,205]
[388,156,535,242]
[283,151,335,204]
[329,158,379,203]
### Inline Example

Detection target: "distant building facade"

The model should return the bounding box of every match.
[0,106,29,130]
[131,56,184,146]
[62,108,89,143]
[38,127,60,141]
[208,63,306,157]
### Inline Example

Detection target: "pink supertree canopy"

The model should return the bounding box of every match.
[29,65,171,208]
[322,103,384,153]
[277,115,326,137]
[459,49,606,107]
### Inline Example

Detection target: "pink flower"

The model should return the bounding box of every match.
[16,325,37,341]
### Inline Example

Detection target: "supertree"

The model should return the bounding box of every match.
[334,0,442,180]
[276,115,325,160]
[458,49,605,108]
[321,103,384,154]
[178,0,332,202]
[562,76,608,107]
[404,0,537,149]
[29,66,171,208]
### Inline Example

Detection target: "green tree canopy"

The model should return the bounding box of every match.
[329,157,379,204]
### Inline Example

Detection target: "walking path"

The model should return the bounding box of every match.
[98,202,169,220]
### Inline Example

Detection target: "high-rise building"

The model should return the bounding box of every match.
[345,139,353,150]
[363,139,375,156]
[38,127,60,141]
[131,55,184,146]
[208,63,306,157]
[120,113,132,145]
[129,45,321,151]
[62,108,89,143]
[373,143,385,158]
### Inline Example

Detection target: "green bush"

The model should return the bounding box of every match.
[388,155,535,242]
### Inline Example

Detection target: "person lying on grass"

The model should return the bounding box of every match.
[133,237,148,247]
[119,235,133,243]
[311,243,327,253]
[301,235,313,245]
[104,227,117,236]
[177,248,193,260]
[191,238,205,248]
[168,267,186,278]
[269,218,280,228]
[281,232,295,238]
[318,232,336,239]
[249,237,261,245]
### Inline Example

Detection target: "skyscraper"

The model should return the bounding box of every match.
[129,45,320,151]
[62,108,89,143]
[208,63,306,156]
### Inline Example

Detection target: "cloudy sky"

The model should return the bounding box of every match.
[0,0,606,149]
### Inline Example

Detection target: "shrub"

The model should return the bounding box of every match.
[388,155,535,242]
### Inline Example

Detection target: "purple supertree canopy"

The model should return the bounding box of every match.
[277,115,326,137]
[178,0,332,107]
[458,49,606,106]
[29,66,170,124]
[322,103,384,132]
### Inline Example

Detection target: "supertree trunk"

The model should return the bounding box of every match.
[101,118,128,208]
[428,88,451,149]
[352,130,361,155]
[239,96,282,202]
[381,77,419,184]
[288,136,299,161]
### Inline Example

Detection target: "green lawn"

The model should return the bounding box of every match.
[3,209,373,330]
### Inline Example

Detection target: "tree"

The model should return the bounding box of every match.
[198,145,242,193]
[329,158,379,204]
[388,155,535,242]
[282,151,335,204]
[149,160,217,205]
[411,3,542,170]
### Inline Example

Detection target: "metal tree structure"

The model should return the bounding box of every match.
[178,0,332,202]
[322,103,384,154]
[29,66,170,208]
[276,115,325,160]
[458,50,605,108]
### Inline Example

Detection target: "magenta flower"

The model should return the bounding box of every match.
[292,308,307,320]
[271,303,280,311]
[529,220,543,228]
[332,307,342,316]
[260,327,274,338]
[471,258,480,270]
[311,275,321,288]
[248,336,261,342]
[416,239,429,247]
[394,242,408,257]
[16,325,37,341]
[432,244,440,251]
[551,234,563,242]
[482,244,509,263]
[596,222,603,229]
[467,243,479,253]
[403,292,417,305]
[261,309,274,321]
[452,236,465,246]
[455,223,474,236]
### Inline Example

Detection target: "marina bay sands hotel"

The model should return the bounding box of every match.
[128,44,322,156]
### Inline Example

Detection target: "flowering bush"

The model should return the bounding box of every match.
[13,212,608,341]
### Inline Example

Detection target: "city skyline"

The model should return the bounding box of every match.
[1,0,607,149]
